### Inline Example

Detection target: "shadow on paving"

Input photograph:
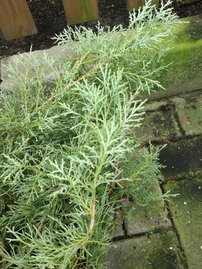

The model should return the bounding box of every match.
[160,135,202,269]
[159,136,202,179]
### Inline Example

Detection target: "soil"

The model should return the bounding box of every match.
[0,0,202,59]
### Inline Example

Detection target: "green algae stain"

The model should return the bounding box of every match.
[107,230,183,269]
[181,17,202,42]
[158,40,202,89]
[172,16,202,43]
[163,16,202,75]
[164,176,202,269]
[148,16,202,94]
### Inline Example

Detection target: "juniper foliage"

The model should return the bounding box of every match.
[0,1,180,268]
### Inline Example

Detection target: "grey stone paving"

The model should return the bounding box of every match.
[164,176,202,269]
[136,108,181,143]
[108,88,202,269]
[159,136,202,179]
[0,45,76,91]
[107,231,183,269]
[122,190,171,235]
[113,210,125,238]
[172,92,202,136]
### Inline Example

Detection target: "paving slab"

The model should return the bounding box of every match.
[0,45,76,91]
[119,149,171,235]
[106,231,183,269]
[176,0,199,4]
[163,176,202,269]
[172,91,202,136]
[144,100,168,112]
[144,16,202,100]
[159,136,202,179]
[122,190,170,235]
[113,210,125,238]
[1,16,202,99]
[136,107,181,143]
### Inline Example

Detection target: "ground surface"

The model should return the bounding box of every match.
[0,1,202,268]
[107,88,202,269]
[0,0,202,58]
[1,48,202,267]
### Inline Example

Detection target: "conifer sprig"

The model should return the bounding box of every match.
[0,1,180,268]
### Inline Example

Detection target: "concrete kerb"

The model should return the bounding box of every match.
[0,44,77,91]
[1,15,202,98]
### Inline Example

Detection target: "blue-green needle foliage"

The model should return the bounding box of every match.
[0,1,180,268]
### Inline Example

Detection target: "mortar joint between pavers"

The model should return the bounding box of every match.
[119,205,128,237]
[113,225,176,242]
[168,100,186,137]
[160,183,189,269]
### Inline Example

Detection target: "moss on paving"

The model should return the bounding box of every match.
[122,196,170,235]
[159,136,202,179]
[163,176,202,269]
[146,16,202,99]
[135,109,180,143]
[161,16,202,86]
[160,40,202,88]
[172,91,202,135]
[107,230,183,269]
[174,16,202,42]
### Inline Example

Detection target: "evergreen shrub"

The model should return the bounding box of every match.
[0,1,180,268]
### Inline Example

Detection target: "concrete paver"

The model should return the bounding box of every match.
[172,91,202,136]
[113,210,125,238]
[159,136,202,179]
[144,101,168,112]
[107,231,183,269]
[122,191,170,235]
[163,176,202,269]
[136,108,181,143]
